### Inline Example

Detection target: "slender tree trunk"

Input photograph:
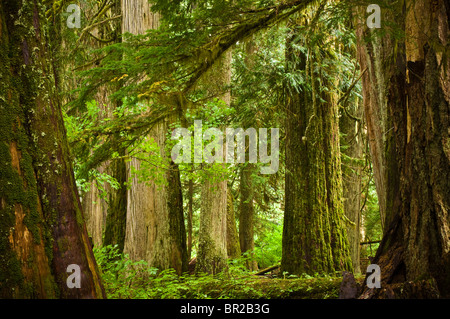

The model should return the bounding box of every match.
[187,177,194,260]
[103,148,127,252]
[239,164,258,270]
[354,5,400,232]
[340,98,363,274]
[122,0,187,274]
[357,0,450,298]
[226,190,241,259]
[237,39,258,271]
[0,0,104,298]
[281,23,352,275]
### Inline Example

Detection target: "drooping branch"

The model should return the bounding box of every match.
[182,0,318,92]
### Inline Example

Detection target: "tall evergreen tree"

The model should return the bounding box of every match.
[282,12,353,275]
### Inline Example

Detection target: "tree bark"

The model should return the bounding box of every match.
[357,0,450,298]
[122,0,187,274]
[239,163,258,270]
[238,39,258,271]
[196,50,232,274]
[340,98,363,274]
[187,176,194,261]
[282,21,352,275]
[226,190,241,259]
[103,148,127,252]
[0,0,104,298]
[81,5,120,247]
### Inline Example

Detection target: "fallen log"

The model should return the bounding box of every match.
[254,264,280,276]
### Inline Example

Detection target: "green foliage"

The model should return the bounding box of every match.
[361,180,382,257]
[71,0,381,299]
[254,221,283,269]
[94,245,343,299]
[94,245,158,299]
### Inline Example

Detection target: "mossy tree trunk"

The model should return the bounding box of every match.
[357,0,450,298]
[239,163,258,270]
[281,23,352,276]
[187,176,194,261]
[0,0,104,298]
[226,190,241,259]
[340,99,363,275]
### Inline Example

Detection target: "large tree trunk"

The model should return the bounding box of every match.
[354,5,399,232]
[196,50,232,274]
[357,0,450,298]
[122,0,187,274]
[197,176,228,274]
[281,22,352,275]
[0,0,104,298]
[80,0,121,248]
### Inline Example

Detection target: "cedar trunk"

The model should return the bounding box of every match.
[122,0,187,274]
[357,0,450,298]
[227,190,241,259]
[0,0,104,298]
[196,50,232,274]
[239,163,258,270]
[282,24,352,275]
[340,99,363,274]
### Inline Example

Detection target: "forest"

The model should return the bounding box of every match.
[0,0,449,304]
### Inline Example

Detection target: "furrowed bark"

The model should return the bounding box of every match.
[0,0,104,298]
[357,0,450,298]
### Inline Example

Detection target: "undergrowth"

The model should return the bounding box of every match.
[94,245,344,299]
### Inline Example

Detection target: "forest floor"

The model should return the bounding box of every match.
[101,266,365,299]
[95,246,365,299]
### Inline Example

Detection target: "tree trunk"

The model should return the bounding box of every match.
[239,163,258,270]
[103,148,128,252]
[354,5,400,232]
[122,0,187,274]
[281,23,352,275]
[80,3,120,247]
[237,39,258,271]
[226,190,241,259]
[197,175,228,274]
[340,98,363,274]
[0,0,104,298]
[187,176,194,261]
[357,0,450,298]
[196,50,232,274]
